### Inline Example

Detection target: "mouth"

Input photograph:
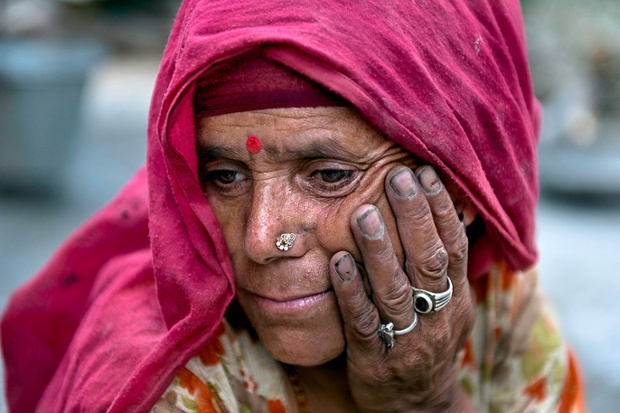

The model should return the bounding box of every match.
[247,289,334,312]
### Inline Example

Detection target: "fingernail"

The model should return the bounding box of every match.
[335,254,356,282]
[389,168,417,198]
[417,166,442,195]
[356,206,384,239]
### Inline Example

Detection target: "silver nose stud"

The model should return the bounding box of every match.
[275,233,296,251]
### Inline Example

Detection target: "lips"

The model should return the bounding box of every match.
[241,288,333,312]
[233,256,336,315]
[255,289,331,303]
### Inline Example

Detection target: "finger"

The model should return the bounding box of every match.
[384,166,449,293]
[414,166,468,289]
[350,205,415,332]
[329,252,384,354]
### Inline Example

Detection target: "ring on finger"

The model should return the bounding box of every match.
[412,277,453,314]
[378,311,418,349]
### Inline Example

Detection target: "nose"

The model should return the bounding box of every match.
[243,181,304,264]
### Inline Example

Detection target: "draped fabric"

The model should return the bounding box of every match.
[192,50,349,117]
[1,1,540,411]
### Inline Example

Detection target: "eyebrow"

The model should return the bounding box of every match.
[197,145,245,161]
[196,139,366,163]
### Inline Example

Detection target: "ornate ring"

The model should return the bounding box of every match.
[378,311,418,349]
[412,277,453,314]
[275,233,296,251]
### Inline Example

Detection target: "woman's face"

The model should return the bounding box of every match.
[196,107,415,366]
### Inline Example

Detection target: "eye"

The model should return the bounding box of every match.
[315,169,353,183]
[303,164,360,197]
[201,166,249,196]
[208,170,239,185]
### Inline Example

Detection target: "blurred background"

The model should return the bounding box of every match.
[0,0,619,411]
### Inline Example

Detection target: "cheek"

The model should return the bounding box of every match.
[315,170,405,266]
[206,196,246,255]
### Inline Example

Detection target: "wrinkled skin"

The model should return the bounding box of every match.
[196,107,476,412]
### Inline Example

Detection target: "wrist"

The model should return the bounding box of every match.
[412,381,477,413]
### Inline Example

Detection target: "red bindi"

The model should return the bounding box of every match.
[246,135,262,154]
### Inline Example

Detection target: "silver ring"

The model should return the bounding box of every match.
[378,312,418,349]
[412,277,453,314]
[275,233,296,251]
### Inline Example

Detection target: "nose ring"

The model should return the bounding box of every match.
[275,233,297,251]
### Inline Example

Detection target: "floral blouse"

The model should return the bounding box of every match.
[151,264,586,412]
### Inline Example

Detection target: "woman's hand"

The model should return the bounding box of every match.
[329,165,476,412]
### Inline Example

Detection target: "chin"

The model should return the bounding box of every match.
[265,336,346,367]
[236,288,348,366]
[257,322,346,367]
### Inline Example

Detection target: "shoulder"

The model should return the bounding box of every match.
[459,263,586,412]
[153,319,296,413]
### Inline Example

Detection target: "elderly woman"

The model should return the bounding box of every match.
[1,0,585,412]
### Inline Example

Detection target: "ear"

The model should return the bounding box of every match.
[445,181,477,226]
[439,171,477,227]
[460,203,477,227]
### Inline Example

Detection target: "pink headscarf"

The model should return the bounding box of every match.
[2,1,539,411]
[193,50,348,116]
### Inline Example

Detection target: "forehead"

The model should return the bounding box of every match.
[195,107,394,161]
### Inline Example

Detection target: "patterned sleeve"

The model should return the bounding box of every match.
[458,263,587,412]
[150,321,296,413]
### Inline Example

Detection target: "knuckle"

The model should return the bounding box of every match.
[449,232,468,267]
[378,280,413,316]
[435,199,455,217]
[418,244,448,279]
[408,200,431,223]
[348,302,380,341]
